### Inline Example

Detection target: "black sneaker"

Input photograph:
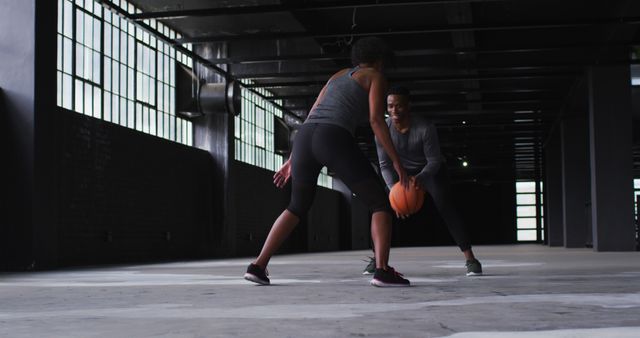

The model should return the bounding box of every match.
[244,263,270,285]
[370,267,410,287]
[466,259,483,276]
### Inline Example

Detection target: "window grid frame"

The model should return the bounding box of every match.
[516,180,544,242]
[56,0,194,146]
[233,83,332,189]
[634,178,640,219]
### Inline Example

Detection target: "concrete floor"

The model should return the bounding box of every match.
[1,245,639,337]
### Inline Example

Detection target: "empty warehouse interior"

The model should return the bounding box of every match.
[1,0,640,336]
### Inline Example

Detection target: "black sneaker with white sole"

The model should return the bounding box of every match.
[466,259,482,276]
[244,263,270,285]
[370,267,410,287]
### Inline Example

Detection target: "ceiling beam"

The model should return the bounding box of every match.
[414,98,560,105]
[419,109,552,117]
[283,98,559,107]
[269,90,562,102]
[208,42,636,63]
[176,17,640,43]
[233,61,605,80]
[233,59,637,81]
[129,0,509,21]
[245,72,578,88]
[266,88,561,100]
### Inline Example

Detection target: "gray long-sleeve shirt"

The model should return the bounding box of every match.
[375,116,443,190]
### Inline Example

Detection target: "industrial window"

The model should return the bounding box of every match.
[634,179,640,218]
[56,0,193,146]
[635,178,640,244]
[516,181,544,242]
[234,82,332,189]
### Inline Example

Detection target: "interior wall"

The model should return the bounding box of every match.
[232,161,292,257]
[33,0,60,269]
[54,109,216,266]
[0,0,37,270]
[307,187,342,252]
[391,180,517,248]
[232,161,346,257]
[332,178,371,250]
[0,88,21,269]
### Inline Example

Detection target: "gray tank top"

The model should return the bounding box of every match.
[305,67,369,135]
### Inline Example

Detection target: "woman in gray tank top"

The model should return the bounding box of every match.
[244,37,412,287]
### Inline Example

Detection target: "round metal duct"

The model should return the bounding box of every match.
[199,80,241,117]
[176,64,241,118]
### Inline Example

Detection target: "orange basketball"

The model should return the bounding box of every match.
[389,182,424,215]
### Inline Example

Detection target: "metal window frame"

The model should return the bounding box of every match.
[57,0,194,146]
[516,180,544,242]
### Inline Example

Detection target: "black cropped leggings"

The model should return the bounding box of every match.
[287,123,391,218]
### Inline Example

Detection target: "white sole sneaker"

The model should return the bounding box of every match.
[466,271,483,276]
[244,273,270,285]
[370,279,411,287]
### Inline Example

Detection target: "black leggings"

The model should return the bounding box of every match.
[419,164,471,251]
[287,123,391,218]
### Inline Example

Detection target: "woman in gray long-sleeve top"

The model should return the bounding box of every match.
[367,86,483,276]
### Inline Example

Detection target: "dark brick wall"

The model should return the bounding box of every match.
[232,161,292,256]
[232,161,344,257]
[54,109,216,266]
[307,188,341,252]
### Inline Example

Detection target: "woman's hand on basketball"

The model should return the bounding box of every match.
[393,176,420,220]
[273,159,291,188]
[393,161,410,189]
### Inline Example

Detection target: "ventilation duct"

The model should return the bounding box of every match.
[176,64,241,118]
